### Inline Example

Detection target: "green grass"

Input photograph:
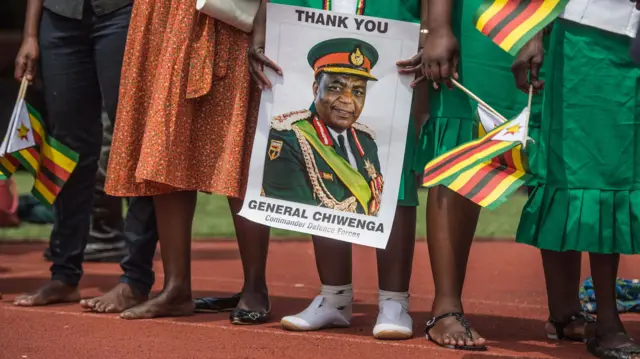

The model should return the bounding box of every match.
[0,172,526,241]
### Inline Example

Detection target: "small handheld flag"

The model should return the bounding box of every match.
[473,0,569,56]
[0,79,79,206]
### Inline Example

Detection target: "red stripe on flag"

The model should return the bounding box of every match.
[480,0,520,34]
[503,149,515,169]
[470,166,518,203]
[492,1,544,44]
[36,171,61,197]
[457,164,497,196]
[423,140,502,184]
[26,147,41,162]
[41,155,71,182]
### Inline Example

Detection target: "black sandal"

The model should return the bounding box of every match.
[547,312,596,342]
[587,334,640,359]
[193,293,241,313]
[425,312,488,351]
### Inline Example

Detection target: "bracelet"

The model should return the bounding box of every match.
[420,28,429,34]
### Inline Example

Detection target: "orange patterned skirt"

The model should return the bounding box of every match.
[105,0,259,198]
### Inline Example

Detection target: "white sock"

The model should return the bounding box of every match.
[320,284,353,310]
[379,290,410,311]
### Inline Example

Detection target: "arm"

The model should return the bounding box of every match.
[15,0,43,82]
[248,0,283,90]
[422,0,459,88]
[396,0,429,87]
[419,0,428,49]
[511,31,544,94]
[262,131,316,205]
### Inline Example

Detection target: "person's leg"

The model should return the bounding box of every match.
[84,110,128,262]
[425,186,485,348]
[540,249,595,341]
[120,191,196,319]
[587,253,640,357]
[374,205,416,339]
[280,235,353,331]
[14,9,102,306]
[80,196,158,312]
[227,197,271,317]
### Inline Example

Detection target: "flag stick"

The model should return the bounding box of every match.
[522,85,533,149]
[451,78,508,123]
[17,77,29,102]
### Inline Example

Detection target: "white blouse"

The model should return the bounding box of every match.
[561,0,639,38]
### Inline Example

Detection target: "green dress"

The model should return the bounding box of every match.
[414,0,541,174]
[270,0,420,207]
[516,19,640,255]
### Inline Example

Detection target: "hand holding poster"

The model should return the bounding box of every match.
[239,4,419,249]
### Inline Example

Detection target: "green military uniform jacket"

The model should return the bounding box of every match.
[262,109,384,216]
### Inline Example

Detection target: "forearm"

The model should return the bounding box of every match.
[23,0,43,39]
[419,0,428,47]
[427,0,452,32]
[252,0,268,46]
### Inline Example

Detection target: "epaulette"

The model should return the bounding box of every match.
[271,110,312,131]
[352,122,376,140]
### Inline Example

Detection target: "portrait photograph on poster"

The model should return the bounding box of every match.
[239,3,419,249]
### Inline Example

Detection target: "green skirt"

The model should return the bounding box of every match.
[516,20,640,255]
[413,0,540,173]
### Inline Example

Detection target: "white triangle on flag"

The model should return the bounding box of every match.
[477,104,503,132]
[0,98,22,157]
[492,107,529,144]
[6,99,36,154]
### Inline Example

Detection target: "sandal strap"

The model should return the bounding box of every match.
[425,312,474,340]
[548,312,596,339]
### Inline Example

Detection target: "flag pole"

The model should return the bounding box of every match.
[522,85,533,149]
[17,77,29,102]
[451,78,508,123]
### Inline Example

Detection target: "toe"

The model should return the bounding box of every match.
[475,337,486,346]
[105,304,118,313]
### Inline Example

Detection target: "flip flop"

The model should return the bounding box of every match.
[587,334,640,359]
[425,312,488,351]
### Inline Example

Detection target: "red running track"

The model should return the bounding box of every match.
[1,241,639,359]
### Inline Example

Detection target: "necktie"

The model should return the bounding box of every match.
[337,134,349,161]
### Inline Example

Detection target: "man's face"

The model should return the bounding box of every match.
[313,73,367,131]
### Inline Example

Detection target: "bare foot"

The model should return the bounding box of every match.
[80,283,147,313]
[120,290,193,320]
[588,332,640,359]
[14,281,80,306]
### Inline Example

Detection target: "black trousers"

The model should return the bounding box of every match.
[39,4,158,295]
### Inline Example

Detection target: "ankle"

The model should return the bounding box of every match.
[431,296,464,315]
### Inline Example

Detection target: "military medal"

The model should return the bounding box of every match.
[268,140,283,160]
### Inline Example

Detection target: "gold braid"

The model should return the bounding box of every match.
[292,126,358,213]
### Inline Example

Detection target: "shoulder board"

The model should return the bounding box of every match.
[352,122,376,140]
[271,110,312,131]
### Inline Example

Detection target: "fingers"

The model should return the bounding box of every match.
[396,53,421,68]
[410,75,426,88]
[250,62,272,90]
[25,58,36,81]
[256,52,282,75]
[439,61,453,89]
[398,64,422,75]
[511,59,530,93]
[14,58,26,82]
[530,55,544,93]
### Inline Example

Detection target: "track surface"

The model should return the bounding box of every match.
[1,241,639,359]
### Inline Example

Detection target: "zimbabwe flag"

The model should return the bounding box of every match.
[474,0,569,55]
[423,107,531,209]
[1,103,79,206]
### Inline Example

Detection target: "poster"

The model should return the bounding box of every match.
[239,3,419,249]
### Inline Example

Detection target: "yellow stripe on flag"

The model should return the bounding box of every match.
[42,142,76,173]
[498,0,560,51]
[478,170,526,207]
[511,145,525,172]
[1,157,17,173]
[424,141,513,187]
[19,149,39,172]
[29,113,45,139]
[449,162,486,191]
[475,0,509,32]
[33,178,55,204]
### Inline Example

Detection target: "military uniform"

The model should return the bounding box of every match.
[261,38,384,216]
